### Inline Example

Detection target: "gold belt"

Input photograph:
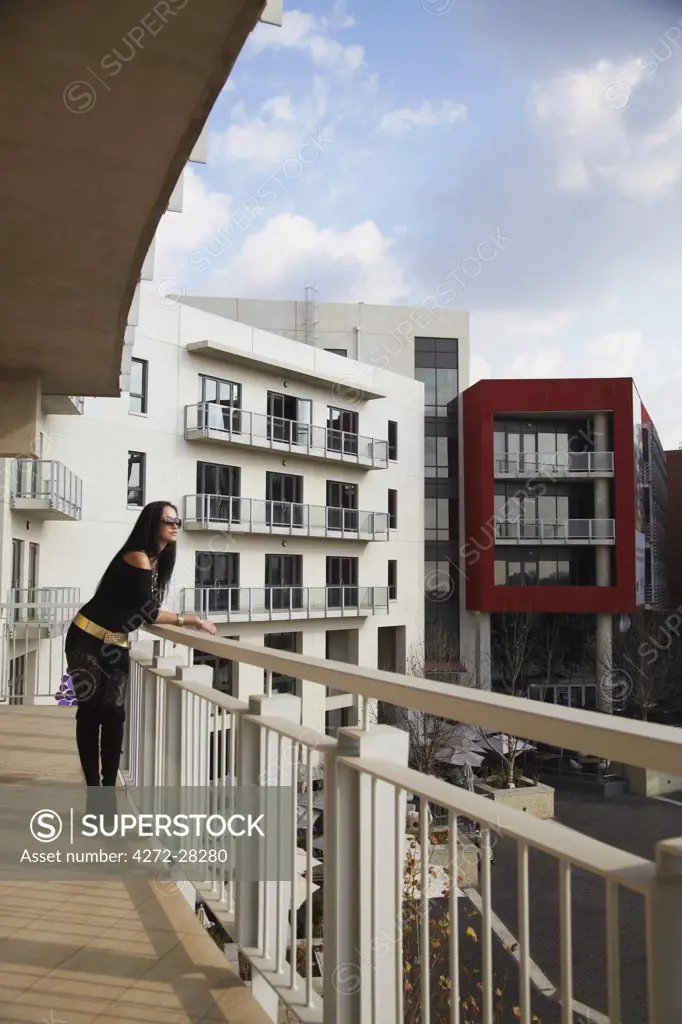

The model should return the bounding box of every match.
[73,614,129,648]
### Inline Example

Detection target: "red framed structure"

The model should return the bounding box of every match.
[462,378,641,614]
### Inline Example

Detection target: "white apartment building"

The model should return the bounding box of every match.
[0,292,425,730]
[177,296,481,683]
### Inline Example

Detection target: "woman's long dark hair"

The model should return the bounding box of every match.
[113,501,178,602]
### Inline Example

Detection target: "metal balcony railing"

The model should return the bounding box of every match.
[183,495,390,540]
[495,518,616,542]
[6,587,80,626]
[11,459,83,519]
[494,451,614,476]
[0,588,80,703]
[118,625,682,1024]
[182,586,389,621]
[184,403,389,468]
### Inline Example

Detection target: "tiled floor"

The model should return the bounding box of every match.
[0,706,271,1023]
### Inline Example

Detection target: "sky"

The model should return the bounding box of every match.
[153,0,682,449]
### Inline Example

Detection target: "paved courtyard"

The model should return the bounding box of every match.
[480,789,682,1023]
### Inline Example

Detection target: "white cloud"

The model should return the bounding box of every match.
[249,8,364,73]
[211,212,409,304]
[153,168,232,282]
[210,82,329,170]
[531,56,682,200]
[378,100,468,136]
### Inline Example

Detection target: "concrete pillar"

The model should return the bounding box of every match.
[596,614,613,713]
[593,413,613,712]
[0,373,41,457]
[323,725,409,1024]
[300,629,327,734]
[459,608,491,689]
[234,658,267,703]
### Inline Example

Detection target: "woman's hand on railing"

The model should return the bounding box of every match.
[199,619,217,636]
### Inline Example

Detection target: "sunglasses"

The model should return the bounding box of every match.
[161,516,183,528]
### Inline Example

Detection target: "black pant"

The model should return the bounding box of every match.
[76,701,125,785]
[66,638,129,786]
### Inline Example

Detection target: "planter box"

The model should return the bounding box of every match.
[474,777,554,819]
[429,831,481,887]
[621,765,682,798]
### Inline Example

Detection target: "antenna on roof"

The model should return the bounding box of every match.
[303,282,318,347]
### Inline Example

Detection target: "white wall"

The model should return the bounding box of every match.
[179,296,478,680]
[1,292,426,708]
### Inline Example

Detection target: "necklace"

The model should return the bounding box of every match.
[150,556,159,599]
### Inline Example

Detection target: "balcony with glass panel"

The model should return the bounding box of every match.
[494,450,614,478]
[184,403,389,469]
[10,459,82,520]
[182,586,389,622]
[495,518,615,544]
[183,495,390,541]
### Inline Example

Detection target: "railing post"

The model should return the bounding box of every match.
[648,839,682,1022]
[235,693,302,1021]
[324,725,410,1024]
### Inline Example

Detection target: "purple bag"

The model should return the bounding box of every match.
[54,673,77,706]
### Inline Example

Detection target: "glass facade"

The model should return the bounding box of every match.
[415,337,459,648]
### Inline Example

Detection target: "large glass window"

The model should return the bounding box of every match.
[199,374,241,432]
[425,436,450,478]
[425,498,450,540]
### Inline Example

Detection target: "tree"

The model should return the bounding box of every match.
[380,625,466,778]
[487,612,538,788]
[402,831,542,1023]
[607,608,682,720]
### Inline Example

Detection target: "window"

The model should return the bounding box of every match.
[388,560,397,600]
[196,462,241,524]
[194,647,236,697]
[326,480,358,531]
[127,452,145,506]
[11,539,23,621]
[325,348,347,357]
[268,392,312,445]
[195,552,240,613]
[8,655,25,705]
[388,489,398,529]
[327,406,359,455]
[388,421,398,461]
[27,543,39,622]
[326,556,358,608]
[494,553,576,586]
[266,472,304,527]
[264,633,300,694]
[265,554,303,610]
[424,560,453,602]
[129,358,148,414]
[424,497,450,540]
[425,436,450,478]
[414,338,459,416]
[199,374,241,432]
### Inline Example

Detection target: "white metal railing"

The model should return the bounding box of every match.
[121,625,682,1024]
[495,452,615,476]
[495,518,616,542]
[184,403,389,468]
[182,586,389,621]
[184,495,390,540]
[0,590,80,703]
[11,459,83,518]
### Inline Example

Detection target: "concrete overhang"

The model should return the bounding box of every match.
[0,0,269,398]
[187,339,387,400]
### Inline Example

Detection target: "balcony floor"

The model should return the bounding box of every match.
[0,706,271,1024]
